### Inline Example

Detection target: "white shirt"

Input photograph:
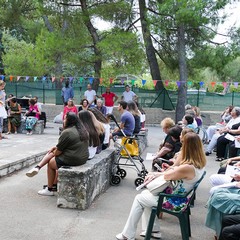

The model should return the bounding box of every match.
[122,91,136,102]
[84,90,96,105]
[226,116,240,128]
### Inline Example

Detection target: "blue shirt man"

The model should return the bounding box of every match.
[61,80,74,105]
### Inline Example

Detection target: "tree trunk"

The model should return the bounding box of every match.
[138,0,164,91]
[175,23,187,122]
[80,0,101,91]
[0,30,4,74]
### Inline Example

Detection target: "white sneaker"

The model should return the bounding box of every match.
[26,167,39,177]
[140,231,162,239]
[38,188,54,196]
[116,233,128,240]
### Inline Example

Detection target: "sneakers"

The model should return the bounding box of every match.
[140,231,162,239]
[216,157,225,162]
[43,184,57,192]
[26,167,39,177]
[205,151,211,156]
[116,233,128,240]
[38,188,54,196]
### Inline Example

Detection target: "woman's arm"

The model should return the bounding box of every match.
[163,164,195,181]
[54,148,62,157]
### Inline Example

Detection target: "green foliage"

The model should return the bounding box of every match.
[229,84,240,93]
[214,84,224,93]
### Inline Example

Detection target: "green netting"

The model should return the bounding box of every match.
[4,82,239,111]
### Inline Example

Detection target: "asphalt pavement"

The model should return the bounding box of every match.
[0,123,219,240]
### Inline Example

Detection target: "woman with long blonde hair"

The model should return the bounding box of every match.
[116,132,206,240]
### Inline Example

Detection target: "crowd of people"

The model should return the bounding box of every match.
[1,79,240,239]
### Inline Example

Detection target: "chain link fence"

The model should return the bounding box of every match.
[4,81,240,111]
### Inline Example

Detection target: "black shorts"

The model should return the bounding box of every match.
[55,157,71,169]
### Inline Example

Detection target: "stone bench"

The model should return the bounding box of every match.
[18,120,44,134]
[57,149,115,210]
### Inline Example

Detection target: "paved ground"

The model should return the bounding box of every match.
[0,123,219,240]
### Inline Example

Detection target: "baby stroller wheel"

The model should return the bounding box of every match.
[140,170,148,178]
[111,174,121,186]
[135,177,144,187]
[117,168,127,179]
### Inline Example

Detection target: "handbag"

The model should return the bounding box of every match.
[120,137,139,156]
[146,175,171,195]
[0,106,7,119]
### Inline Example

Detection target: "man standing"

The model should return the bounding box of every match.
[61,80,74,105]
[121,85,137,103]
[112,101,135,137]
[84,84,96,107]
[101,87,118,114]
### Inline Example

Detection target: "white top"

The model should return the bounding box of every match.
[103,123,110,144]
[84,90,96,104]
[122,91,136,102]
[88,146,97,159]
[226,116,240,128]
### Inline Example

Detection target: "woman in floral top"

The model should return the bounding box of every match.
[116,132,206,240]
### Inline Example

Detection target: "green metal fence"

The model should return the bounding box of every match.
[4,81,240,111]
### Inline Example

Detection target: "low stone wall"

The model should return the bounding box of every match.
[42,104,221,126]
[18,120,45,134]
[0,151,47,178]
[57,149,115,210]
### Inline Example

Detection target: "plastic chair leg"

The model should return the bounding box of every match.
[144,208,157,240]
[179,214,190,240]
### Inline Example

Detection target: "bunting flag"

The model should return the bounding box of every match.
[99,78,103,84]
[131,79,135,85]
[42,76,46,81]
[153,80,157,87]
[121,79,124,85]
[79,77,84,83]
[234,82,239,88]
[1,75,5,81]
[69,77,73,82]
[25,76,30,82]
[52,76,56,82]
[222,82,227,88]
[164,80,169,86]
[17,76,21,81]
[9,75,13,82]
[211,82,216,88]
[109,78,114,84]
[199,81,204,87]
[142,79,146,86]
[89,77,94,84]
[34,76,38,82]
[187,81,192,87]
[176,81,181,87]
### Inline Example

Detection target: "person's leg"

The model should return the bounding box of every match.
[209,174,232,187]
[119,190,159,239]
[206,125,217,141]
[47,158,58,188]
[26,152,55,177]
[219,214,240,240]
[216,136,230,158]
[0,117,3,140]
[7,119,11,133]
[229,142,239,158]
[207,132,220,153]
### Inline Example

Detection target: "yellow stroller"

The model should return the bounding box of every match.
[109,114,148,187]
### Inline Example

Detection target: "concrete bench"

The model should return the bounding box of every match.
[57,149,115,210]
[18,120,44,134]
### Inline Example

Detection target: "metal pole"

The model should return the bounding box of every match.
[232,91,234,106]
[15,83,18,97]
[43,82,45,104]
[197,87,200,107]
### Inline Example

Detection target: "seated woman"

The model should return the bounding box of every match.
[78,110,105,159]
[78,98,89,112]
[182,115,197,131]
[88,108,110,151]
[6,97,22,134]
[205,186,240,239]
[63,98,78,120]
[205,107,240,156]
[25,98,41,135]
[116,132,206,240]
[34,112,89,196]
[193,106,203,127]
[152,125,182,170]
[206,106,233,144]
[127,101,141,135]
[215,122,240,160]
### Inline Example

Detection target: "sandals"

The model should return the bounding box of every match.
[6,132,11,135]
